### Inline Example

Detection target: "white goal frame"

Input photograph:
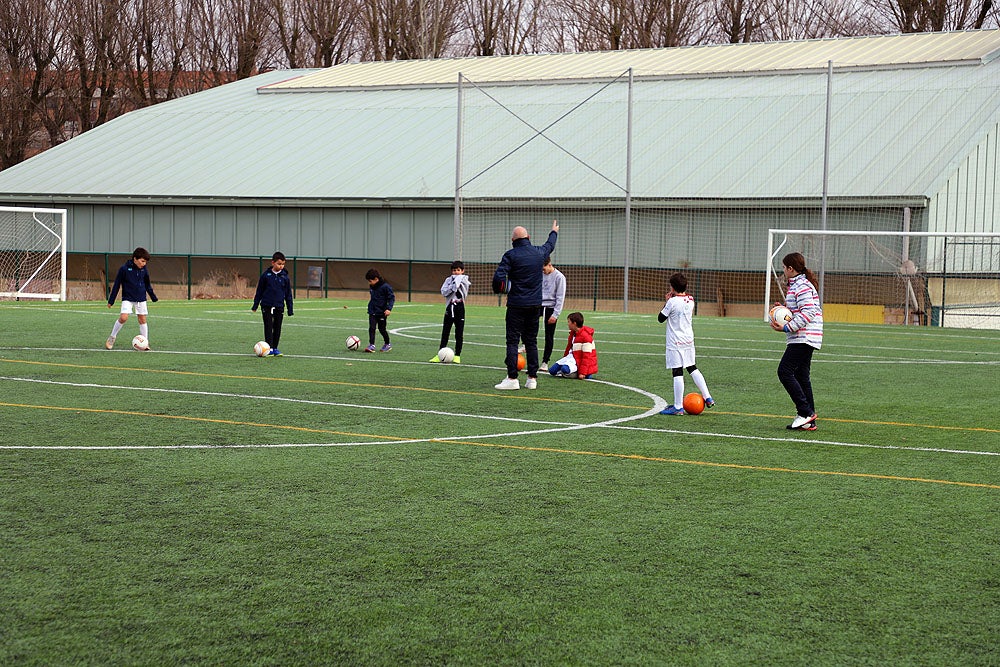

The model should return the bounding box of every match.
[767,229,1000,329]
[0,206,68,301]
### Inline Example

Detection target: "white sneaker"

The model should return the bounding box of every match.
[789,414,817,429]
[539,362,548,372]
[494,377,520,390]
[525,377,537,390]
[105,335,116,350]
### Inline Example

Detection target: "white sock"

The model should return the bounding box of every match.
[139,323,148,338]
[111,321,124,337]
[691,369,711,400]
[673,376,684,408]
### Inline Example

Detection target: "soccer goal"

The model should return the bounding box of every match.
[766,229,1000,329]
[0,206,68,301]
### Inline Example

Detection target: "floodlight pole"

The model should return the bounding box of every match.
[623,67,634,313]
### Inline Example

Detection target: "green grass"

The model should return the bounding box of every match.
[1,298,998,665]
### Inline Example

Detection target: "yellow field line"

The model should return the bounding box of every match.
[434,440,1000,490]
[1,400,996,490]
[3,357,997,432]
[0,402,410,441]
[0,358,635,409]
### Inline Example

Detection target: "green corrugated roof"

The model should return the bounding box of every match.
[0,31,999,204]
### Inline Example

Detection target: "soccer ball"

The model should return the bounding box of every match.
[438,346,455,363]
[683,392,705,415]
[253,340,270,357]
[769,305,793,326]
[517,353,526,371]
[346,335,361,351]
[132,335,149,351]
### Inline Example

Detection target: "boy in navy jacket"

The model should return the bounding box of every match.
[252,252,294,356]
[365,268,395,352]
[106,247,158,349]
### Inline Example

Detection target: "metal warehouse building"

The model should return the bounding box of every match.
[0,30,998,319]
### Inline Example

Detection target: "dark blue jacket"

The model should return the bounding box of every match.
[108,259,157,304]
[252,268,294,315]
[368,279,395,315]
[492,231,558,307]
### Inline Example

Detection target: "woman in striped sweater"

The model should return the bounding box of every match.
[772,252,823,431]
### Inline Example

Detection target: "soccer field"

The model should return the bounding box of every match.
[1,298,998,665]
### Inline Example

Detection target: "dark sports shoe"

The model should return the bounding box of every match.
[380,343,392,352]
[660,405,685,415]
[704,397,715,408]
[364,344,376,353]
[789,421,818,431]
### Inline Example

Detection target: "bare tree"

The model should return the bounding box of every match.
[116,0,198,107]
[60,0,133,134]
[551,0,706,51]
[270,0,359,68]
[191,0,277,80]
[868,0,995,32]
[629,0,706,47]
[460,0,543,55]
[360,0,462,60]
[706,0,772,43]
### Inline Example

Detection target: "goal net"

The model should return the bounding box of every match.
[0,206,68,301]
[767,229,1000,329]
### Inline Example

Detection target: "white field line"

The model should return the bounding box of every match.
[1,375,995,457]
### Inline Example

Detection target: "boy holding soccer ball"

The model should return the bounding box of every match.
[430,260,470,363]
[657,272,714,415]
[251,251,294,356]
[105,247,158,350]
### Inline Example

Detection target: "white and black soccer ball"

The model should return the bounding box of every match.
[346,335,361,351]
[438,346,455,363]
[254,340,270,357]
[132,334,149,351]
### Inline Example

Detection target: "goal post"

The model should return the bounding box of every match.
[767,229,1000,329]
[0,206,68,301]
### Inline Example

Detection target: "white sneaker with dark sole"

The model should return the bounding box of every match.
[789,414,817,429]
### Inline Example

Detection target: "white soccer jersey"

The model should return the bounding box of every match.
[661,294,695,350]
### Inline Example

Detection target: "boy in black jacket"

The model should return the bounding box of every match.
[106,247,158,349]
[365,268,395,352]
[252,252,294,356]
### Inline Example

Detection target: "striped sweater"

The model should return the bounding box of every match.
[784,274,823,349]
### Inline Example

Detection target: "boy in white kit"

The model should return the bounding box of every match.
[657,272,714,415]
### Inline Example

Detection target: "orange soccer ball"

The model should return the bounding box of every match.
[683,392,706,415]
[517,353,526,371]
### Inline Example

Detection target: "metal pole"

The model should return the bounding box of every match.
[623,68,634,313]
[454,73,464,261]
[819,60,833,304]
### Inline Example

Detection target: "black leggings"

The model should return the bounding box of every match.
[777,343,816,417]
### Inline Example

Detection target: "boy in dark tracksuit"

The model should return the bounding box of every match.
[106,247,158,349]
[364,268,394,352]
[252,252,294,356]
